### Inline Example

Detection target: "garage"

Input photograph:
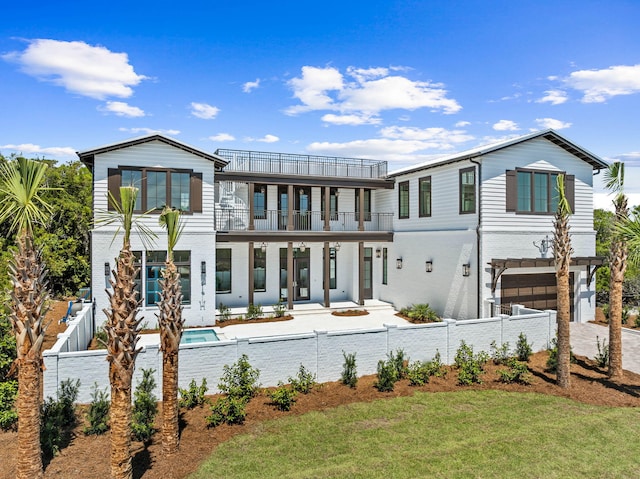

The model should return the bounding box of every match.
[500,273,574,319]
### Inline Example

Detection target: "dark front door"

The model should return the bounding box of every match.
[294,254,310,300]
[363,247,373,300]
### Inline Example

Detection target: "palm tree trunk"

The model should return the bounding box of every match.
[110,385,133,479]
[16,359,43,479]
[556,270,571,388]
[162,352,180,453]
[609,239,626,379]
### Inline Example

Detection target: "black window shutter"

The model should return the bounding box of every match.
[107,168,121,211]
[505,170,517,212]
[565,174,575,213]
[191,172,203,213]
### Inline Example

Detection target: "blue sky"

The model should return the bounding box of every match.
[1,0,639,209]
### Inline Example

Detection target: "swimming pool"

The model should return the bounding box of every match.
[180,328,220,344]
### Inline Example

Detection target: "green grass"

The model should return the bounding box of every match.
[190,390,640,479]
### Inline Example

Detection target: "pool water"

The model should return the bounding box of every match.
[180,329,219,344]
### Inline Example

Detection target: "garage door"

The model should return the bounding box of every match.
[501,273,574,319]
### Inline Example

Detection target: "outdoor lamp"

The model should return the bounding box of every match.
[334,242,341,251]
[462,263,470,277]
[104,262,110,276]
[396,258,403,269]
[300,242,306,252]
[425,260,433,273]
[261,242,267,253]
[376,248,381,258]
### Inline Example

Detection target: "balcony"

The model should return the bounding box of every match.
[215,207,394,232]
[215,149,388,179]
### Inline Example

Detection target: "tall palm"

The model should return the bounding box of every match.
[603,162,627,380]
[98,186,155,479]
[0,157,53,479]
[157,207,185,453]
[554,174,573,389]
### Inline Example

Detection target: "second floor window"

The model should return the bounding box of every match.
[398,181,409,219]
[419,176,432,217]
[355,188,371,221]
[254,184,267,219]
[459,167,476,214]
[321,187,339,220]
[506,169,575,215]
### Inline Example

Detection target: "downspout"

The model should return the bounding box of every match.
[470,158,482,318]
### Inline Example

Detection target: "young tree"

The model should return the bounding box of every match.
[157,207,185,453]
[554,175,573,389]
[0,157,53,479]
[98,186,154,479]
[603,162,627,380]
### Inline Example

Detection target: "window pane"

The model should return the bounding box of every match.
[399,182,409,218]
[174,250,190,304]
[170,172,190,211]
[419,177,431,217]
[147,171,167,210]
[382,248,388,285]
[254,249,266,291]
[254,185,266,219]
[460,169,475,213]
[517,172,531,212]
[534,173,548,212]
[216,249,231,293]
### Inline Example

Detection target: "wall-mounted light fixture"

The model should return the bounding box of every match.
[376,248,381,258]
[104,262,110,277]
[396,258,403,269]
[425,260,433,273]
[334,242,341,251]
[261,242,267,253]
[201,261,207,285]
[299,242,306,252]
[462,263,470,277]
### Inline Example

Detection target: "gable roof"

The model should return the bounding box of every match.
[77,134,228,169]
[387,129,609,178]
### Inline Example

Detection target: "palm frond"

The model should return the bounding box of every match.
[159,206,185,261]
[617,217,640,267]
[603,161,624,194]
[556,175,572,216]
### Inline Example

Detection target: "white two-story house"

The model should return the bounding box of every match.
[79,129,606,328]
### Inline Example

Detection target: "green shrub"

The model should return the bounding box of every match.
[246,303,263,320]
[0,380,18,430]
[601,303,610,323]
[402,303,441,322]
[594,336,609,369]
[179,378,209,409]
[546,337,576,373]
[41,378,80,457]
[426,351,447,378]
[515,333,533,362]
[455,341,489,386]
[374,358,398,392]
[273,300,287,318]
[388,349,408,379]
[94,324,108,349]
[288,364,316,394]
[622,306,630,325]
[490,340,511,365]
[269,383,297,411]
[498,358,532,385]
[206,395,247,427]
[218,355,260,401]
[218,303,231,322]
[407,361,431,386]
[83,383,109,435]
[341,351,358,388]
[131,368,158,443]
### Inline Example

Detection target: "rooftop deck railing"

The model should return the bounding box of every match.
[215,207,393,232]
[215,149,388,179]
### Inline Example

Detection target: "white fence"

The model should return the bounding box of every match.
[43,308,557,403]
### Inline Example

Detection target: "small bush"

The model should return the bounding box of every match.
[601,303,610,323]
[269,383,297,411]
[41,379,80,457]
[83,383,109,435]
[622,306,630,325]
[273,300,287,318]
[0,380,18,431]
[515,333,533,362]
[218,303,231,322]
[594,336,609,369]
[94,324,108,349]
[546,337,576,373]
[179,378,209,409]
[206,395,247,427]
[407,361,431,386]
[246,303,263,320]
[218,355,260,401]
[374,358,398,392]
[490,340,511,365]
[341,351,358,388]
[425,350,447,378]
[288,364,316,394]
[401,303,441,322]
[498,358,532,385]
[388,349,408,380]
[131,368,158,443]
[455,341,489,386]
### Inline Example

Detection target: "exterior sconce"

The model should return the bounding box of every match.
[201,261,207,285]
[300,242,306,252]
[396,258,403,269]
[462,263,470,277]
[376,248,381,258]
[260,186,265,194]
[261,242,267,253]
[334,242,341,251]
[425,260,433,273]
[104,262,110,277]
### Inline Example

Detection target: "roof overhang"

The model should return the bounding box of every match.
[216,171,395,189]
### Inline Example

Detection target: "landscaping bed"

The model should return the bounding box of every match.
[331,309,369,316]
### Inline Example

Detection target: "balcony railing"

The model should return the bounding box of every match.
[215,149,388,179]
[215,208,393,232]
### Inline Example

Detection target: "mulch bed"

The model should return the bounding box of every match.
[215,315,294,328]
[395,313,442,324]
[331,310,369,316]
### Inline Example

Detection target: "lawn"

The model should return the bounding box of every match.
[190,390,640,479]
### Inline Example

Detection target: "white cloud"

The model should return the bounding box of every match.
[243,78,260,93]
[535,118,572,130]
[118,127,180,135]
[536,89,568,105]
[379,126,473,147]
[493,120,519,131]
[285,65,461,119]
[564,64,640,103]
[321,113,381,125]
[209,133,236,142]
[611,151,640,167]
[0,143,76,158]
[455,121,470,127]
[101,101,145,117]
[245,134,279,143]
[190,102,220,120]
[2,39,148,100]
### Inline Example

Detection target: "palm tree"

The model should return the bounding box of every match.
[0,157,53,479]
[554,174,573,389]
[603,162,627,380]
[156,207,185,453]
[99,186,154,479]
